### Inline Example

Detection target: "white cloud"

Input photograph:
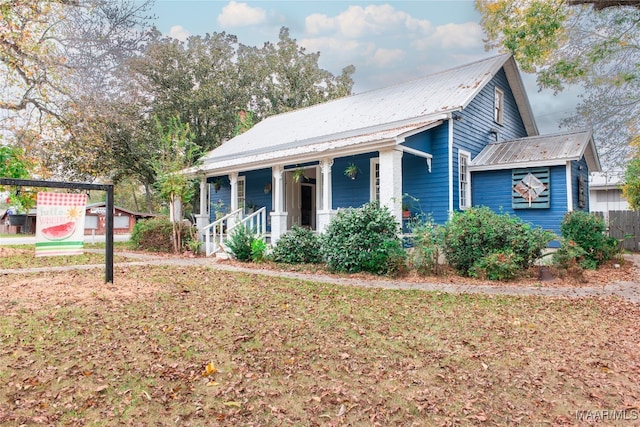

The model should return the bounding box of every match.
[305,13,336,35]
[304,4,431,39]
[218,1,266,28]
[169,25,190,42]
[369,48,406,68]
[299,36,370,75]
[425,22,484,50]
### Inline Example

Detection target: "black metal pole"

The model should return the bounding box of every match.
[105,185,114,283]
[0,178,116,283]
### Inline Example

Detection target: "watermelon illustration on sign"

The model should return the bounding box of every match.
[41,221,76,241]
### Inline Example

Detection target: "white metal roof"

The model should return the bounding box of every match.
[469,129,601,172]
[183,120,442,176]
[589,171,625,189]
[188,53,538,176]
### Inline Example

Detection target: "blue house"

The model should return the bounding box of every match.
[183,54,600,254]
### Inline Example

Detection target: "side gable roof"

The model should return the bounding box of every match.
[468,129,601,172]
[187,53,538,176]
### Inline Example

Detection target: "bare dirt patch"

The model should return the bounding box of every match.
[0,247,29,257]
[1,268,164,314]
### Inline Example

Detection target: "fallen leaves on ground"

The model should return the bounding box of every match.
[0,265,639,426]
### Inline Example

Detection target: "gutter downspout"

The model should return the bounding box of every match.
[448,113,454,217]
[566,161,573,212]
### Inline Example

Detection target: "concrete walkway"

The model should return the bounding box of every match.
[2,249,639,303]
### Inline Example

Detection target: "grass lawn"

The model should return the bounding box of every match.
[1,265,639,426]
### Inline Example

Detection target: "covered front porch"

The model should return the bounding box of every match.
[183,117,445,256]
[192,147,433,250]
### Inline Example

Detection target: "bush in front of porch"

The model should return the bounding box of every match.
[272,225,322,264]
[320,202,406,276]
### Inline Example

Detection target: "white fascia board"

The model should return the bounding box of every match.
[394,118,446,143]
[502,57,539,136]
[468,158,579,172]
[187,138,399,178]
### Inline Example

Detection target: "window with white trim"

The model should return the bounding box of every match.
[459,150,471,209]
[237,176,246,210]
[494,87,504,124]
[370,158,380,202]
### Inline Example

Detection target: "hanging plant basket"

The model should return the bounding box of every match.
[293,168,306,183]
[8,214,27,226]
[212,178,224,193]
[344,162,359,180]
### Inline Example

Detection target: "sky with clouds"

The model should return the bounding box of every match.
[149,0,582,134]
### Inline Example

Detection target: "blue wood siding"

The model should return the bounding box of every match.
[452,68,528,212]
[332,153,376,209]
[207,170,273,231]
[207,176,231,222]
[242,168,273,213]
[571,157,590,211]
[472,165,568,236]
[402,124,450,224]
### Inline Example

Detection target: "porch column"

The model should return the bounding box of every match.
[379,148,403,225]
[229,172,238,229]
[317,158,334,232]
[270,165,287,243]
[195,177,209,242]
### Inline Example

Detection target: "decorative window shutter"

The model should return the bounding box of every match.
[512,167,550,209]
[577,175,586,209]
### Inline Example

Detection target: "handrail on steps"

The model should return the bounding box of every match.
[203,207,267,256]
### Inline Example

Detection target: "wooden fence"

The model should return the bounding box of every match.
[595,210,640,252]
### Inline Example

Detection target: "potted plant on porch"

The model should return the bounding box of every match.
[402,202,411,219]
[344,162,359,180]
[292,168,306,183]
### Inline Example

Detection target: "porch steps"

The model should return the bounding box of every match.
[203,207,267,257]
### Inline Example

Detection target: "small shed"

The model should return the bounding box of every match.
[1,209,36,235]
[84,203,155,235]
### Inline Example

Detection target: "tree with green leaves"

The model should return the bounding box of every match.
[125,27,355,155]
[476,0,640,168]
[1,0,154,180]
[95,26,354,214]
[0,144,37,213]
[152,116,201,253]
[241,27,355,117]
[622,158,640,210]
[622,143,640,210]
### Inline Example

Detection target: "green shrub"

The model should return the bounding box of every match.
[131,217,191,253]
[225,225,254,261]
[552,239,587,269]
[272,225,322,264]
[442,207,553,277]
[410,218,444,276]
[559,211,617,269]
[469,249,522,281]
[250,238,267,263]
[321,202,406,276]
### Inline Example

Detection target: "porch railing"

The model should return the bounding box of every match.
[203,208,241,257]
[203,207,267,257]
